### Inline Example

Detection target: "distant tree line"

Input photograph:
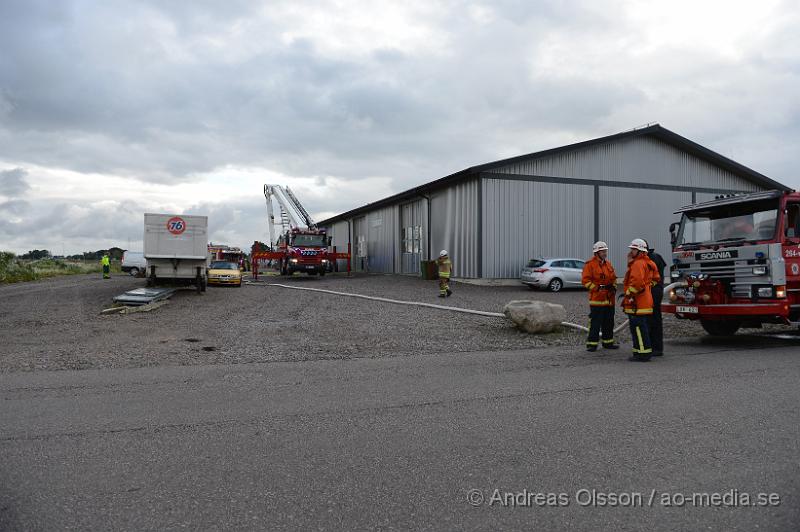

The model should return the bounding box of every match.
[19,247,125,261]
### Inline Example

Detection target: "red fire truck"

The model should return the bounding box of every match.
[662,190,800,335]
[251,185,350,278]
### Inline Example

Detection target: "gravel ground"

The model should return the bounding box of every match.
[0,271,732,373]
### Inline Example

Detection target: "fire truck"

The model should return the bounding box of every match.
[251,185,348,278]
[662,190,800,335]
[208,244,244,267]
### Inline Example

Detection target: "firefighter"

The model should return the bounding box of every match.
[436,250,452,298]
[101,252,111,279]
[581,241,619,351]
[622,238,656,362]
[644,240,667,356]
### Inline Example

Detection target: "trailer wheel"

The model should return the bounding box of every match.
[700,319,740,336]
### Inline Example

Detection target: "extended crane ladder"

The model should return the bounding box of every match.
[284,187,315,229]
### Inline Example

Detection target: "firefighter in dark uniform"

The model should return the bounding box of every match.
[644,240,667,356]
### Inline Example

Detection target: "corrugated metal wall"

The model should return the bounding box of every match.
[327,221,350,272]
[598,187,691,272]
[364,206,397,273]
[430,178,479,278]
[321,135,773,279]
[353,216,367,272]
[482,179,594,278]
[493,136,761,192]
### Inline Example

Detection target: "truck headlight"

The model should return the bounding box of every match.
[751,266,767,275]
[757,287,772,297]
[670,270,680,279]
[290,259,298,263]
[776,286,786,298]
[321,259,328,263]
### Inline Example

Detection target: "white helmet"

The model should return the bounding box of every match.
[629,238,648,252]
[439,249,448,257]
[592,241,608,253]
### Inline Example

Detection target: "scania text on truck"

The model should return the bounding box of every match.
[662,190,800,335]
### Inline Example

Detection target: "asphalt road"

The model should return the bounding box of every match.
[2,335,799,531]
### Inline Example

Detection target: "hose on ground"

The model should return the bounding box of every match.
[248,281,629,334]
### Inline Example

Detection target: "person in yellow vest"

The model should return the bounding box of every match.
[436,250,452,298]
[101,252,111,279]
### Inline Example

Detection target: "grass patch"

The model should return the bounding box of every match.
[0,252,121,284]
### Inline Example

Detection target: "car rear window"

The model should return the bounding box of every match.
[526,259,546,268]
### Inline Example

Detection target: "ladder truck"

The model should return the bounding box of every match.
[251,185,338,278]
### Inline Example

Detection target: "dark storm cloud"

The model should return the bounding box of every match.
[0,168,30,197]
[0,0,799,197]
[0,0,588,184]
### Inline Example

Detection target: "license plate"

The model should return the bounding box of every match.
[305,265,315,269]
[676,306,698,313]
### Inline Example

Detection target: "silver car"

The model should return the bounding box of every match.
[520,257,586,292]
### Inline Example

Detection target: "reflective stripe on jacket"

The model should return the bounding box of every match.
[623,254,654,315]
[581,256,617,306]
[437,257,452,278]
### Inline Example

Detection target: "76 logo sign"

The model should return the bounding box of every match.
[167,216,187,235]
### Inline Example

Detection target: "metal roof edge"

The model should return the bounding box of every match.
[318,124,790,225]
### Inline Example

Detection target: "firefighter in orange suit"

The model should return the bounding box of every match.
[622,238,659,362]
[436,250,452,298]
[582,241,619,351]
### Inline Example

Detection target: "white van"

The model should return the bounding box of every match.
[121,251,146,276]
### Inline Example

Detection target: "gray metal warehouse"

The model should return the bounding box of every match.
[319,124,790,279]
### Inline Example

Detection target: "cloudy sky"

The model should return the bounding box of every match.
[1,0,798,255]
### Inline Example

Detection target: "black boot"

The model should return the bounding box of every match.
[628,355,651,362]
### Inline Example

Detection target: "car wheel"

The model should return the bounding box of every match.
[129,267,140,276]
[548,278,563,292]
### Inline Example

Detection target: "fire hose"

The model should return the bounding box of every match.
[248,281,630,334]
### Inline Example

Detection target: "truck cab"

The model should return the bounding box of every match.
[663,190,800,335]
[276,228,331,276]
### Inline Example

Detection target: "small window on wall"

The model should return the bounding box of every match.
[402,226,421,254]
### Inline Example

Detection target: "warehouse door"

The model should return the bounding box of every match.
[353,216,367,272]
[400,201,422,274]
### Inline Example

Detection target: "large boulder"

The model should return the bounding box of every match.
[503,300,566,334]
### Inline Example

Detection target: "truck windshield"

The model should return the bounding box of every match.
[678,199,779,246]
[292,234,326,247]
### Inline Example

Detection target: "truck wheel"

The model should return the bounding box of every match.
[700,319,740,336]
[320,269,326,277]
